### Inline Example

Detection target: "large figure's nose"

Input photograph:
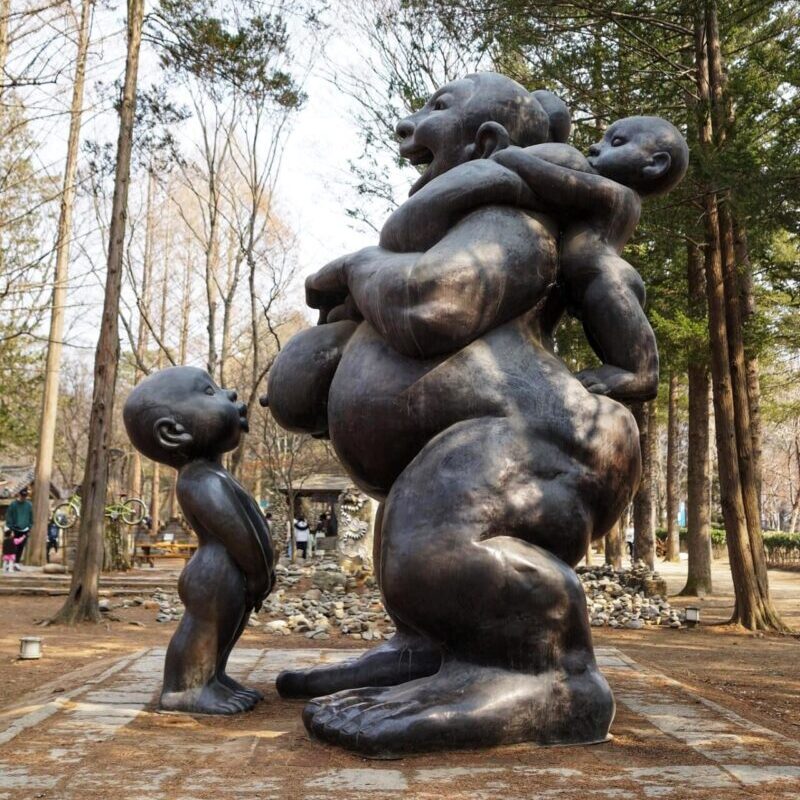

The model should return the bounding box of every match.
[395,118,415,139]
[227,390,238,402]
[588,143,601,157]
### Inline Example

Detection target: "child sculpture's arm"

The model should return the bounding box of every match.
[178,471,273,610]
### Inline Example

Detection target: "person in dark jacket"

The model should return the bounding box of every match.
[6,488,33,566]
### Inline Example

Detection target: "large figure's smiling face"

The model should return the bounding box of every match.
[395,79,478,196]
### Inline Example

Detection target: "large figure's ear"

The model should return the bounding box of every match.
[532,90,571,143]
[153,417,193,452]
[642,151,671,182]
[472,121,510,159]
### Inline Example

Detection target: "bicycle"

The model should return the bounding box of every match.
[53,493,147,529]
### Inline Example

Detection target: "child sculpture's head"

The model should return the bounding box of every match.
[587,116,689,196]
[396,72,570,195]
[123,366,248,468]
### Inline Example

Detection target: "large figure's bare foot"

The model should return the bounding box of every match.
[303,659,614,758]
[160,678,259,715]
[276,632,442,699]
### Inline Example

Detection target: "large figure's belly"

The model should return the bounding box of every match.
[327,317,591,498]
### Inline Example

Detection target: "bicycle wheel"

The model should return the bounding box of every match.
[53,502,78,529]
[121,498,147,526]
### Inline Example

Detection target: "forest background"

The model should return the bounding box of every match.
[1,0,799,629]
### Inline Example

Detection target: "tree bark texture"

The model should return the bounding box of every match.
[665,373,680,561]
[698,1,783,629]
[681,242,713,596]
[29,0,94,565]
[604,519,622,571]
[632,401,655,569]
[51,0,144,624]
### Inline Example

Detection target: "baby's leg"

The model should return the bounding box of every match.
[276,503,442,699]
[304,416,621,756]
[563,246,658,401]
[161,541,255,714]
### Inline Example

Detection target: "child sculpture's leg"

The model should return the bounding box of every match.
[160,541,257,714]
[304,413,635,756]
[277,503,442,699]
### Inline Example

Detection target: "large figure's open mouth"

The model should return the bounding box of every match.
[399,141,435,195]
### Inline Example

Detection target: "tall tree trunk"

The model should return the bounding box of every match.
[733,221,763,514]
[632,401,655,569]
[665,373,680,561]
[605,519,622,570]
[28,0,94,565]
[151,258,169,533]
[50,0,144,625]
[702,0,783,629]
[681,241,713,595]
[127,169,156,502]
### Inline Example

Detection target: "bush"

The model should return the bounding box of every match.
[655,526,726,547]
[763,531,800,566]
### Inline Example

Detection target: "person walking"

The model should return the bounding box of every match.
[6,488,33,569]
[625,525,635,560]
[293,514,310,560]
[46,518,60,562]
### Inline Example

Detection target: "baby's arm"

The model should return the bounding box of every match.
[178,469,272,610]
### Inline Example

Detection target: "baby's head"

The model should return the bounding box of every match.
[123,366,248,468]
[587,116,689,196]
[396,72,570,195]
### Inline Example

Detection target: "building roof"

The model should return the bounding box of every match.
[0,464,65,504]
[281,472,355,496]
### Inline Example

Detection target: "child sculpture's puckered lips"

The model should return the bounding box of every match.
[237,399,249,432]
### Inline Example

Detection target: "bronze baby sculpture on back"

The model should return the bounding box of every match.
[267,72,688,757]
[124,367,274,714]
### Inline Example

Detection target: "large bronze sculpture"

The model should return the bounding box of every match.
[268,72,688,757]
[124,367,274,714]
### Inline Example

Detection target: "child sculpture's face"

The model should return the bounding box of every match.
[587,117,672,193]
[175,369,248,458]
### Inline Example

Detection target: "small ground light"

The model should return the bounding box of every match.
[685,607,700,627]
[19,636,42,659]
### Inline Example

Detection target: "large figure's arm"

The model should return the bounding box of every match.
[306,206,558,359]
[379,160,541,253]
[177,470,272,609]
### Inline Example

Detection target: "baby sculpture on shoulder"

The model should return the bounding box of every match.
[124,367,274,715]
[380,110,689,402]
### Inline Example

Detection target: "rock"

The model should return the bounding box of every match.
[143,600,160,610]
[625,618,645,630]
[43,563,66,574]
[265,620,289,633]
[98,599,112,612]
[155,613,171,623]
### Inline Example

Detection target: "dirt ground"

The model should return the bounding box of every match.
[0,559,798,799]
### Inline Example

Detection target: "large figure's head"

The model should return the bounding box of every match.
[123,366,248,468]
[587,116,689,196]
[396,72,570,195]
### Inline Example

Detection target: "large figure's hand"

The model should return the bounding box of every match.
[576,364,658,402]
[306,248,382,323]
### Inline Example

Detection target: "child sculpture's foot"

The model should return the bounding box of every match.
[303,659,614,758]
[160,678,259,715]
[219,672,264,703]
[276,632,442,699]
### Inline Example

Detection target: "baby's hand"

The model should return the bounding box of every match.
[576,365,657,402]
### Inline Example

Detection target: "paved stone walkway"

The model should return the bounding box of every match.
[0,648,798,799]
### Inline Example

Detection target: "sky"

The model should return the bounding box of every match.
[21,2,416,353]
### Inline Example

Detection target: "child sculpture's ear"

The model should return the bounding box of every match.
[154,417,193,452]
[643,151,671,182]
[471,121,510,159]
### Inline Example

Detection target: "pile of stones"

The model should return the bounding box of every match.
[138,556,685,633]
[578,562,684,629]
[261,560,394,641]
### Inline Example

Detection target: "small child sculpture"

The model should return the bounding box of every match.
[124,366,274,714]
